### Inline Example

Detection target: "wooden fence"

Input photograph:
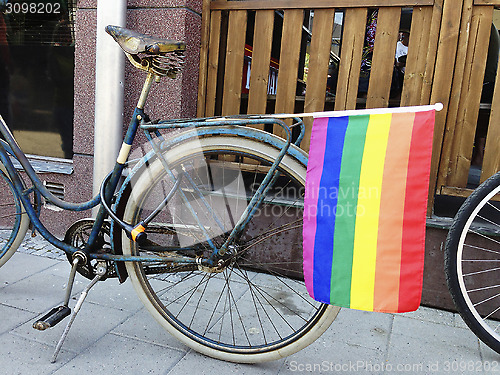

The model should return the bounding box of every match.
[197,0,500,212]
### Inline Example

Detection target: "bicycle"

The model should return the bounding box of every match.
[445,171,500,354]
[0,25,340,363]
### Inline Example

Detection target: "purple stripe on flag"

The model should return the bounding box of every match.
[303,117,330,299]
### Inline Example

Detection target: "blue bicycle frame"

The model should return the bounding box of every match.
[0,70,307,273]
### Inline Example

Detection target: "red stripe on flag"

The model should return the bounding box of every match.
[398,110,434,312]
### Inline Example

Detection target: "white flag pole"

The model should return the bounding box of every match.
[267,103,444,119]
[207,103,444,122]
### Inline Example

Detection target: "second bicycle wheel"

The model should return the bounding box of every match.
[445,171,500,353]
[121,134,339,363]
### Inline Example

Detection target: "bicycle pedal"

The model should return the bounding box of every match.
[33,306,71,331]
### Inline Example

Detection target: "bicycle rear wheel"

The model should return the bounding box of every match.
[121,135,339,363]
[0,162,29,267]
[445,171,500,353]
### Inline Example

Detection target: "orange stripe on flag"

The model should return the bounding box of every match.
[373,112,415,312]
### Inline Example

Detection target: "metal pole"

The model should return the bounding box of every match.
[92,0,126,215]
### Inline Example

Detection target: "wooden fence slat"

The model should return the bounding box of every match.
[335,7,368,111]
[244,10,274,164]
[436,0,473,190]
[400,6,433,106]
[365,7,401,109]
[247,10,274,118]
[448,5,494,187]
[211,0,435,10]
[197,0,212,117]
[221,10,247,115]
[205,10,222,117]
[420,0,443,104]
[274,9,304,137]
[302,8,335,151]
[427,0,465,208]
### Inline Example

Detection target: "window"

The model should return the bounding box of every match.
[0,0,75,159]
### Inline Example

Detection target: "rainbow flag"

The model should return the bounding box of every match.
[303,105,436,313]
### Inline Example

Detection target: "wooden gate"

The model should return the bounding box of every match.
[196,0,500,212]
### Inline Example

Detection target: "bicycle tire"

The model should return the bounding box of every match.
[0,162,30,267]
[445,171,500,353]
[121,135,339,363]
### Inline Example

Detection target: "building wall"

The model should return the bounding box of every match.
[37,0,202,237]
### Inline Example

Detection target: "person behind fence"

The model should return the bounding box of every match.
[393,28,410,97]
[395,29,409,74]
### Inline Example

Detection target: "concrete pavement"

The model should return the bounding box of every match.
[1,235,499,374]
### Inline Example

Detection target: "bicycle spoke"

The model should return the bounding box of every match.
[468,284,500,293]
[483,305,500,321]
[463,266,500,277]
[486,201,500,214]
[476,213,500,229]
[467,228,500,247]
[464,243,500,256]
[472,291,500,308]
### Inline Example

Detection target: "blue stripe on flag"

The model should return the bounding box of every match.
[312,116,349,302]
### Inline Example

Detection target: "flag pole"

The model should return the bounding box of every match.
[266,103,444,119]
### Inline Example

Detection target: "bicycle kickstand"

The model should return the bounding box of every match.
[50,261,107,363]
[33,257,107,363]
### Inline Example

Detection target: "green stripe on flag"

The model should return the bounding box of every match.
[330,115,370,307]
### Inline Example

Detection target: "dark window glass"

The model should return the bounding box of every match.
[0,0,75,159]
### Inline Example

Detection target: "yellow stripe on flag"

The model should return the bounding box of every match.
[350,114,392,310]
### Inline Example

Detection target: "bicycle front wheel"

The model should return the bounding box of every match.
[445,171,500,353]
[121,135,339,363]
[0,162,29,267]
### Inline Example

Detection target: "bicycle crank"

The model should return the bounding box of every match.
[63,219,115,280]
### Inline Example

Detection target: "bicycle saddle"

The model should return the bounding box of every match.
[105,25,186,55]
